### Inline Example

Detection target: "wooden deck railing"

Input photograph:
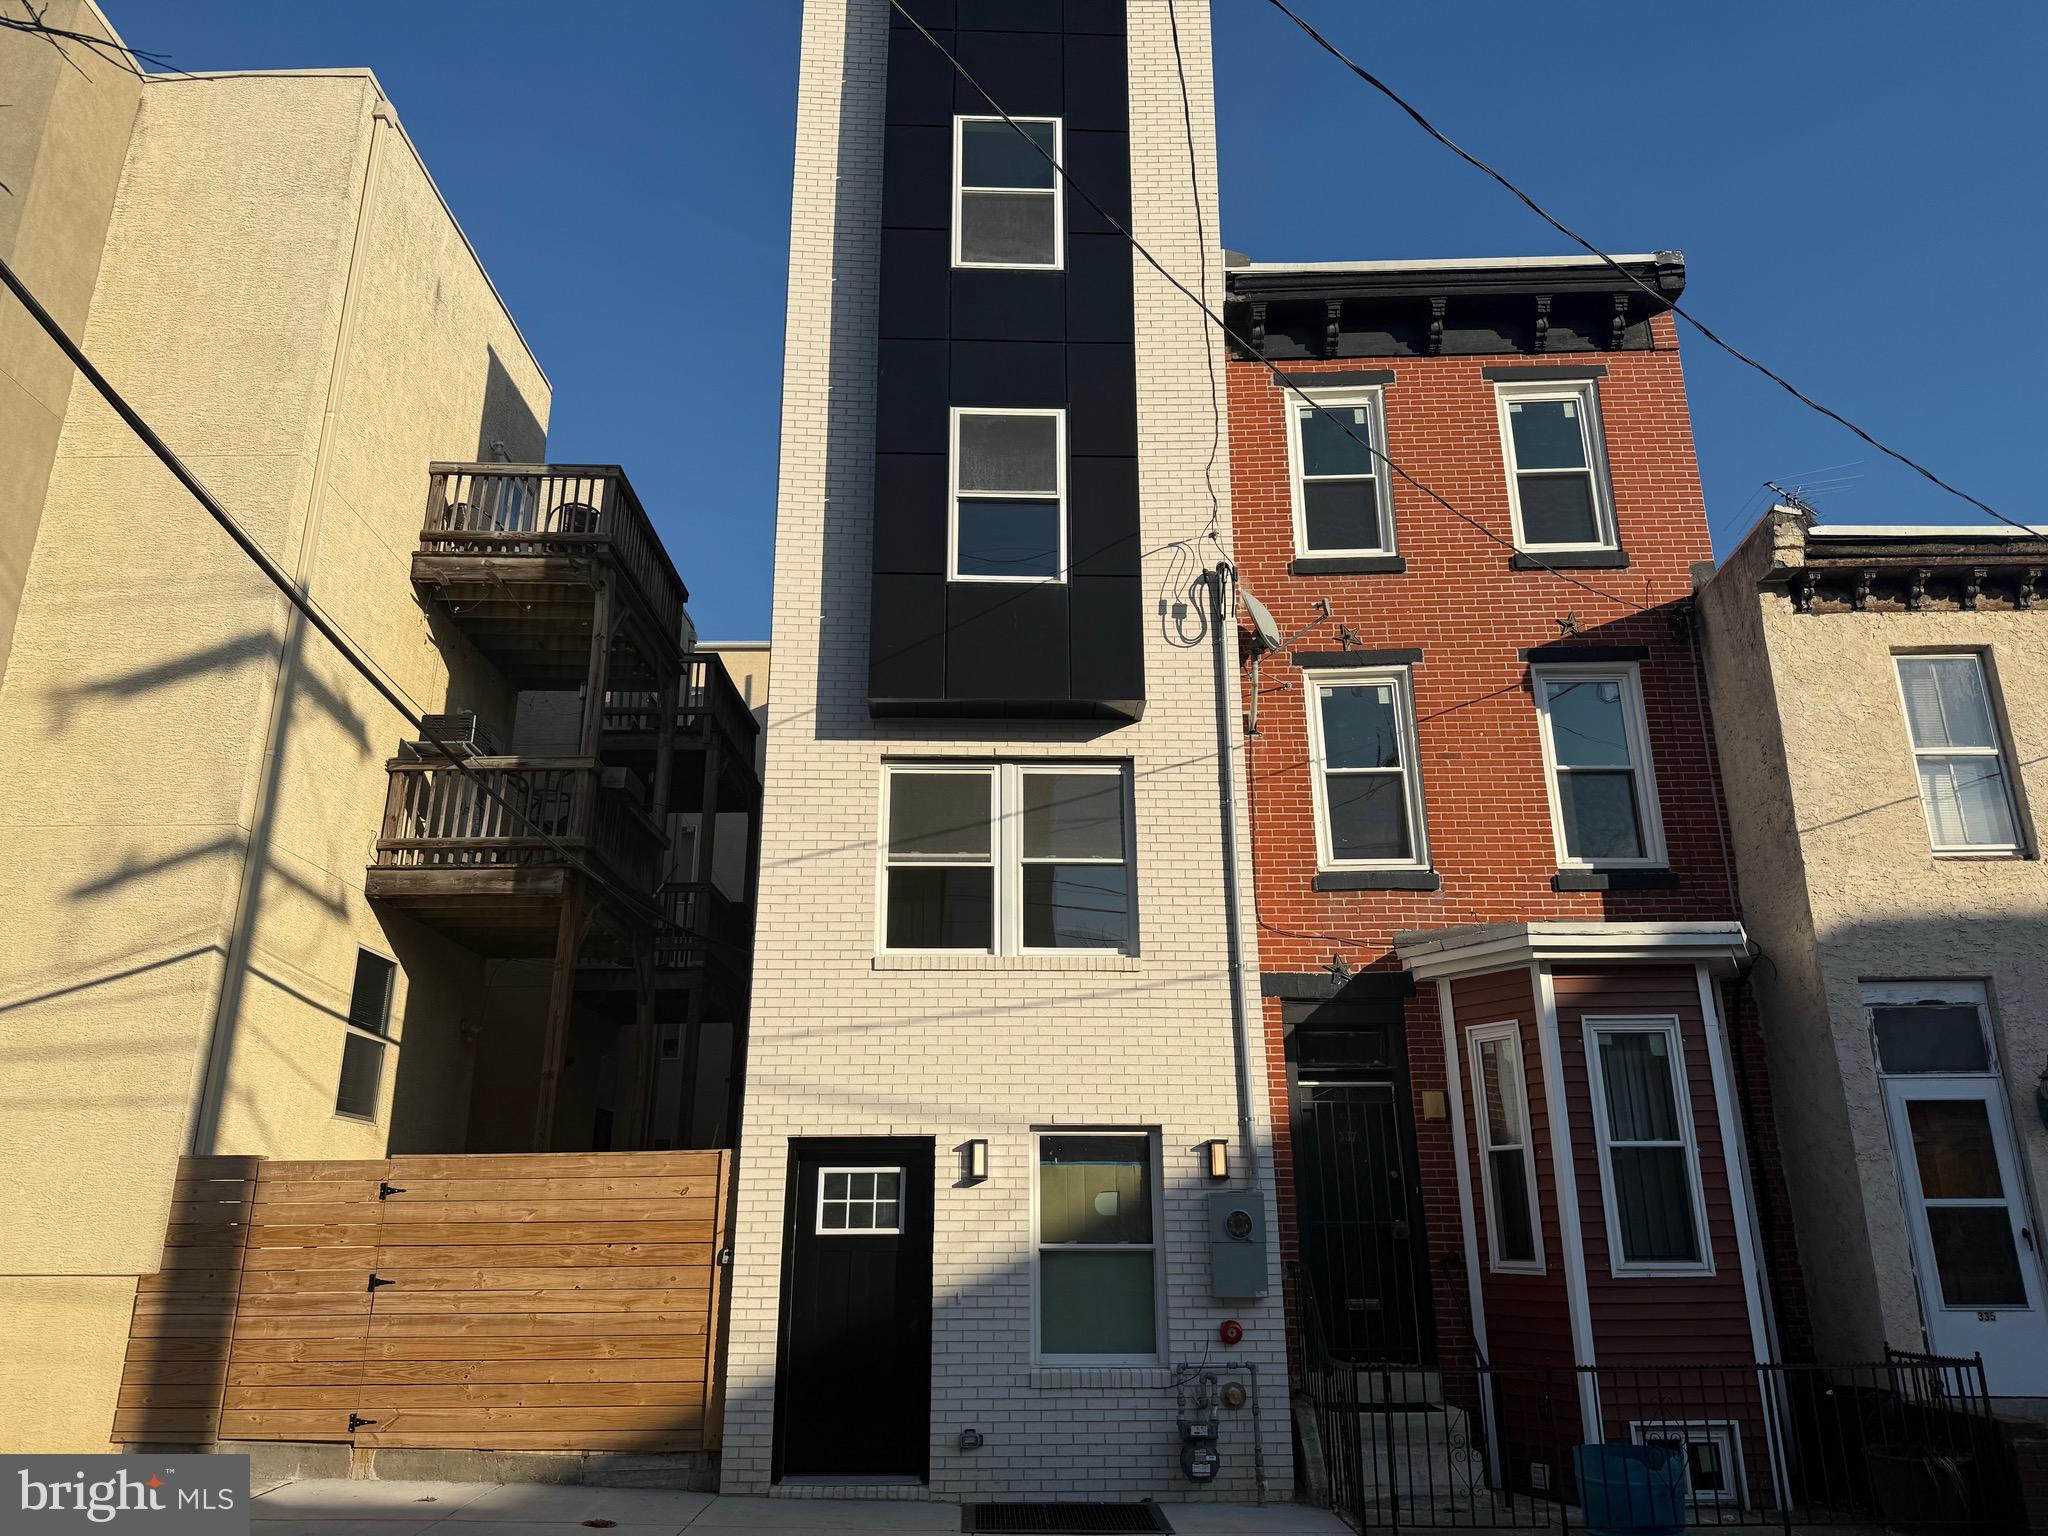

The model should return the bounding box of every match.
[421,464,688,650]
[602,656,761,766]
[656,880,750,972]
[372,757,660,896]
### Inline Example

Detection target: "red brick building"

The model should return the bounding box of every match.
[1223,253,1806,1508]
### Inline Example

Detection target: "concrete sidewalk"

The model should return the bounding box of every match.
[248,1480,1354,1536]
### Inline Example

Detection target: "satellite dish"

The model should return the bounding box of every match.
[1239,583,1284,653]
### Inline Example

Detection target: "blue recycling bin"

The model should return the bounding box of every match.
[1573,1442,1688,1536]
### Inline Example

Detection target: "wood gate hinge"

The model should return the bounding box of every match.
[367,1273,396,1292]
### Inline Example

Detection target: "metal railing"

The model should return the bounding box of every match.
[421,464,687,648]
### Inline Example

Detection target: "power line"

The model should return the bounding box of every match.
[1259,0,2022,533]
[887,0,1653,618]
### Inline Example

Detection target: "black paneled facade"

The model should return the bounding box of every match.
[869,0,1144,720]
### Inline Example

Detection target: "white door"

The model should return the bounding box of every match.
[1870,982,2048,1395]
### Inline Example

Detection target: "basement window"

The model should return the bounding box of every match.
[954,116,1063,269]
[335,949,395,1122]
[1496,381,1617,552]
[951,407,1066,582]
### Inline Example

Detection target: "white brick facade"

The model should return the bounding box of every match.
[720,0,1291,1499]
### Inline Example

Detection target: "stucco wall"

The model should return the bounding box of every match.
[1699,512,2048,1360]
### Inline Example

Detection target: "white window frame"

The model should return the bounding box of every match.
[1494,380,1619,554]
[1865,978,1997,1076]
[878,761,1135,956]
[815,1165,905,1237]
[1531,662,1667,869]
[1468,1022,1545,1275]
[948,406,1068,585]
[1304,666,1430,872]
[1583,1015,1715,1277]
[1030,1129,1164,1365]
[1891,652,2024,856]
[1284,384,1397,558]
[952,114,1065,271]
[1629,1419,1745,1507]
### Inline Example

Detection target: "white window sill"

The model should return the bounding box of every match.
[1028,1366,1174,1390]
[873,953,1140,973]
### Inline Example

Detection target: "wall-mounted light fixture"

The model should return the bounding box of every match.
[964,1139,989,1184]
[1203,1139,1230,1182]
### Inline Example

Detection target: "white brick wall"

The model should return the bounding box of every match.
[721,0,1291,1499]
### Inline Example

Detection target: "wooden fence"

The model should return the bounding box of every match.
[112,1151,731,1454]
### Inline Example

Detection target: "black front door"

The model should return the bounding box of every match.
[773,1138,933,1481]
[1287,1004,1435,1365]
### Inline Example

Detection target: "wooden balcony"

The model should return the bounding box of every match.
[601,653,762,799]
[580,880,750,997]
[364,756,664,954]
[412,464,689,690]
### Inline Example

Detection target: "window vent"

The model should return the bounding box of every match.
[964,1504,1172,1535]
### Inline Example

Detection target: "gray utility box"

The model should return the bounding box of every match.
[1207,1188,1269,1299]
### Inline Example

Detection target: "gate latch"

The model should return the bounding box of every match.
[367,1273,396,1292]
[348,1414,376,1432]
[377,1182,406,1200]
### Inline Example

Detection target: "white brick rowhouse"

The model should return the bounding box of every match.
[720,0,1291,1500]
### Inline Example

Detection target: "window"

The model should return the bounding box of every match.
[1287,388,1394,555]
[817,1167,903,1235]
[335,949,394,1121]
[1469,1024,1542,1271]
[1895,654,2021,854]
[953,115,1062,269]
[950,407,1065,582]
[1495,382,1616,551]
[882,763,1132,954]
[1631,1421,1744,1506]
[1306,669,1428,869]
[1585,1018,1711,1274]
[1532,665,1665,867]
[1036,1133,1158,1360]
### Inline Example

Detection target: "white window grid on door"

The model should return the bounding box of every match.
[1530,662,1667,869]
[948,406,1068,584]
[1582,1015,1715,1277]
[1284,385,1397,557]
[1030,1129,1164,1365]
[878,761,1135,956]
[1630,1419,1745,1507]
[952,114,1065,271]
[1493,380,1619,553]
[1467,1021,1545,1275]
[816,1166,905,1235]
[1891,653,2024,856]
[1304,666,1430,871]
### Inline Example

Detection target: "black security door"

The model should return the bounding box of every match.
[1287,1006,1435,1364]
[774,1139,934,1481]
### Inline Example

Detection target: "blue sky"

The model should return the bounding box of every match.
[129,1,2042,640]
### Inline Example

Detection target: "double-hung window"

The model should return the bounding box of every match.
[1469,1024,1542,1271]
[882,762,1132,954]
[1306,668,1428,869]
[1894,654,2022,854]
[335,949,395,1121]
[1585,1018,1711,1274]
[951,407,1065,581]
[953,116,1062,269]
[1532,664,1665,867]
[1036,1133,1159,1360]
[1288,388,1395,556]
[1496,382,1617,552]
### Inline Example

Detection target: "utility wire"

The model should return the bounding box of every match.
[888,0,1652,617]
[1260,0,2022,533]
[0,251,690,941]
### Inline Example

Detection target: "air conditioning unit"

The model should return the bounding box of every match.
[414,711,500,758]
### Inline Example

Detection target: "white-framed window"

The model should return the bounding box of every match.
[1531,663,1666,868]
[1034,1132,1160,1362]
[1305,667,1429,870]
[1867,979,1995,1077]
[953,114,1063,270]
[1631,1420,1744,1507]
[1286,386,1395,556]
[950,406,1066,583]
[880,762,1133,955]
[1584,1016,1713,1276]
[816,1166,904,1235]
[335,948,394,1122]
[1468,1023,1543,1273]
[1894,653,2023,855]
[1494,381,1617,552]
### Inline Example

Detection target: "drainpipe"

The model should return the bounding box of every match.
[1205,563,1261,1189]
[188,95,395,1154]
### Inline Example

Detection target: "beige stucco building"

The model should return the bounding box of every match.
[1697,510,2048,1401]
